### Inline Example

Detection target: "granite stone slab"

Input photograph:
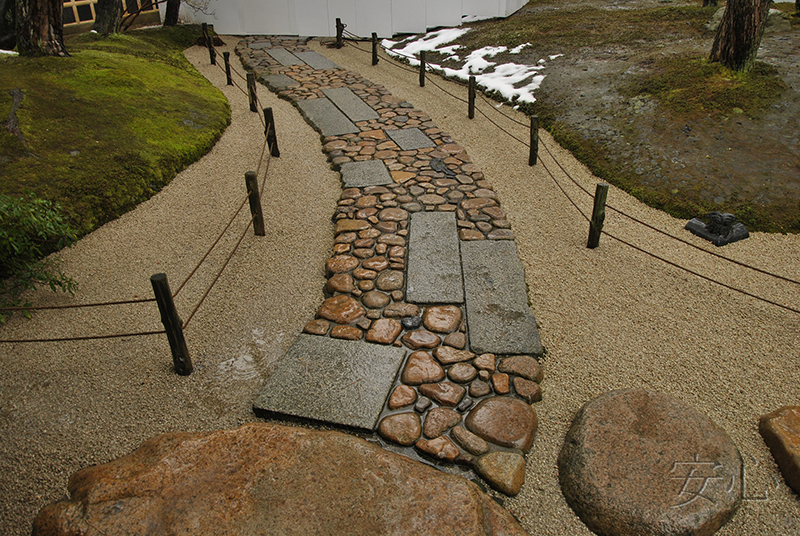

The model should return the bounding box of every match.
[296,98,360,137]
[461,240,542,356]
[293,51,340,70]
[253,334,406,431]
[406,212,464,304]
[386,128,436,151]
[322,87,380,122]
[340,160,393,188]
[262,74,300,91]
[266,47,305,66]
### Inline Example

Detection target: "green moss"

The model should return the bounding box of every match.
[0,25,229,235]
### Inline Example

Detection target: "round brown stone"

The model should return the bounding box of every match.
[423,407,462,438]
[362,256,389,272]
[498,355,543,383]
[474,353,496,372]
[388,385,417,410]
[355,195,378,208]
[375,270,404,291]
[422,305,462,333]
[474,452,526,496]
[465,397,537,452]
[461,198,497,211]
[303,319,330,336]
[558,389,742,536]
[513,377,542,404]
[443,331,466,349]
[469,380,492,398]
[317,295,366,324]
[401,351,445,385]
[352,268,377,280]
[335,219,372,235]
[335,232,357,243]
[326,255,359,274]
[362,290,390,309]
[353,248,374,259]
[459,229,485,241]
[378,234,405,246]
[420,382,466,407]
[418,194,446,205]
[434,346,476,365]
[383,303,420,318]
[416,436,460,462]
[491,373,510,395]
[402,330,441,350]
[448,363,478,383]
[378,208,409,221]
[327,273,356,294]
[451,425,489,456]
[366,318,402,344]
[330,325,362,340]
[378,413,421,446]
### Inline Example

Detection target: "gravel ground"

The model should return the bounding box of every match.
[2,38,799,535]
[315,41,800,534]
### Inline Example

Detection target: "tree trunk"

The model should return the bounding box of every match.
[709,0,771,72]
[163,0,179,26]
[94,0,122,35]
[14,0,68,56]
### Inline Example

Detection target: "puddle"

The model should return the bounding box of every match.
[217,327,290,382]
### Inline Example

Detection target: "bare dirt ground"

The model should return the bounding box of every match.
[519,0,800,227]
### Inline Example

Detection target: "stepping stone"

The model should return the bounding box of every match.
[323,87,379,122]
[249,42,272,50]
[386,127,436,151]
[558,389,742,536]
[262,74,300,91]
[339,160,393,188]
[759,406,800,494]
[253,334,405,431]
[266,47,304,66]
[296,98,360,137]
[460,240,541,355]
[406,212,463,304]
[293,51,340,70]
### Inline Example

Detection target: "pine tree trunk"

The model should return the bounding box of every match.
[709,0,772,72]
[14,0,69,56]
[94,0,122,35]
[163,0,179,26]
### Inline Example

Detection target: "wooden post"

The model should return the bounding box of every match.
[468,76,476,119]
[263,107,280,158]
[372,33,379,65]
[223,51,233,85]
[245,172,266,236]
[587,183,609,249]
[201,23,216,65]
[529,115,539,166]
[336,18,344,49]
[247,72,258,113]
[419,50,426,87]
[150,273,193,376]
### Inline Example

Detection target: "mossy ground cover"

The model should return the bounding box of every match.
[0,25,230,236]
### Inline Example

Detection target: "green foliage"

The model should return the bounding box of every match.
[0,193,78,321]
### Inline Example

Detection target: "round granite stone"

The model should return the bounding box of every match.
[375,270,404,291]
[378,413,421,446]
[362,256,389,272]
[465,397,537,452]
[388,385,417,410]
[402,351,445,385]
[362,290,390,309]
[558,389,742,536]
[448,363,478,383]
[326,255,359,274]
[365,318,402,344]
[422,305,462,333]
[475,451,526,496]
[327,273,356,294]
[423,407,462,438]
[498,355,543,383]
[402,329,441,350]
[317,295,366,324]
[330,325,363,340]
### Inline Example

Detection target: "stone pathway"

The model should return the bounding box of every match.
[237,37,543,496]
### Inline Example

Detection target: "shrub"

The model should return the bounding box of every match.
[0,193,77,321]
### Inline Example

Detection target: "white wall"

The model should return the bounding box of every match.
[172,0,526,37]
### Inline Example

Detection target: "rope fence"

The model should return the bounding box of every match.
[0,38,279,376]
[335,23,800,316]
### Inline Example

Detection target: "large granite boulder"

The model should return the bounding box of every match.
[33,423,529,536]
[558,389,741,536]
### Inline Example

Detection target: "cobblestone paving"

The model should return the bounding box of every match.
[238,36,542,496]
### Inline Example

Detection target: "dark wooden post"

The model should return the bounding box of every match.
[247,72,258,113]
[245,172,266,236]
[263,107,280,158]
[201,23,216,65]
[150,273,193,376]
[336,18,344,48]
[419,50,426,87]
[372,33,379,65]
[587,183,610,249]
[468,76,476,119]
[223,52,233,85]
[529,115,539,166]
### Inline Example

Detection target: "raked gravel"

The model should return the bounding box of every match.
[1,38,799,535]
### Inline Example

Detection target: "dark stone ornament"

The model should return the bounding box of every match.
[402,315,423,330]
[430,158,457,177]
[685,211,749,247]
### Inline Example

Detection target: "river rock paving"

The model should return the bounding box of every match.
[238,37,544,496]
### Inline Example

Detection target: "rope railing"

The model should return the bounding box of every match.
[335,24,800,315]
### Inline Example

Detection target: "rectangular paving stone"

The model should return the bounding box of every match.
[266,47,305,66]
[461,240,543,356]
[293,51,340,70]
[340,160,393,188]
[296,98,360,137]
[254,334,406,431]
[406,211,464,304]
[386,127,436,151]
[262,74,300,91]
[322,87,379,122]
